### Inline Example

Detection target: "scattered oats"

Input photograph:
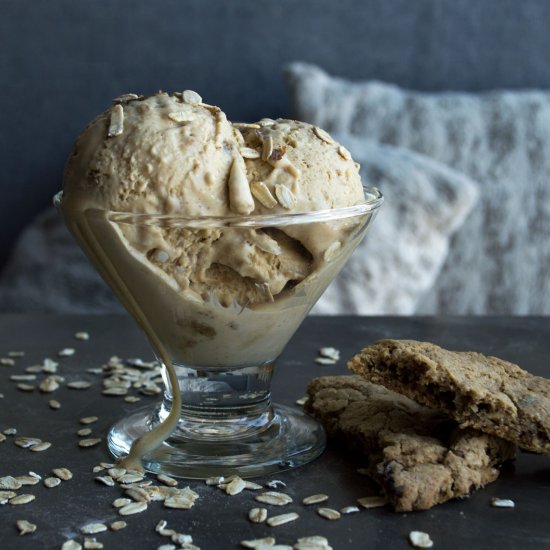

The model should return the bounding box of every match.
[58,348,75,357]
[62,540,82,550]
[491,497,515,508]
[241,537,276,548]
[241,147,261,159]
[95,476,115,487]
[250,181,278,209]
[68,381,92,390]
[26,365,44,373]
[266,512,299,527]
[42,358,59,373]
[87,368,103,374]
[171,533,192,545]
[317,507,341,520]
[107,467,126,480]
[119,501,148,515]
[113,498,132,508]
[0,433,5,443]
[255,491,293,506]
[83,538,103,549]
[30,441,52,452]
[157,527,178,538]
[0,490,16,499]
[164,496,194,510]
[274,184,297,209]
[118,472,144,484]
[120,480,152,490]
[168,111,195,123]
[16,519,37,535]
[102,387,128,396]
[357,496,387,509]
[49,399,61,409]
[248,507,268,524]
[15,475,41,486]
[3,428,17,435]
[409,531,434,548]
[0,476,22,490]
[337,145,351,160]
[315,357,336,366]
[157,474,178,487]
[155,519,168,532]
[15,436,42,448]
[81,523,108,535]
[205,476,224,486]
[92,465,104,473]
[0,393,3,399]
[44,477,61,488]
[124,396,141,403]
[340,505,360,514]
[182,90,202,105]
[244,481,263,490]
[139,385,162,396]
[17,383,35,392]
[78,428,93,437]
[296,536,330,548]
[8,351,25,357]
[303,494,329,506]
[261,134,274,161]
[110,520,127,531]
[10,494,35,505]
[319,347,340,361]
[53,468,73,481]
[266,480,286,489]
[313,126,334,144]
[11,374,37,381]
[125,487,151,502]
[80,416,99,425]
[226,476,246,495]
[99,462,114,468]
[164,487,199,509]
[75,331,90,341]
[158,546,176,550]
[295,396,308,406]
[1,358,15,366]
[108,104,124,137]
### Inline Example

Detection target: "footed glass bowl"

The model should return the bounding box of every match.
[54,186,383,478]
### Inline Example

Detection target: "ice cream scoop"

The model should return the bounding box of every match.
[63,93,365,307]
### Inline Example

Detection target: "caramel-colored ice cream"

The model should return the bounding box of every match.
[62,92,367,366]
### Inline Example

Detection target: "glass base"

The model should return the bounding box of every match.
[108,402,326,479]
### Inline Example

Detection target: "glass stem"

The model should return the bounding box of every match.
[157,361,276,440]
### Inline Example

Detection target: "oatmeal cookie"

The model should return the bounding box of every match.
[306,376,515,512]
[348,339,550,454]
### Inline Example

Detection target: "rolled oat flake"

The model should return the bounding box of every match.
[409,530,434,548]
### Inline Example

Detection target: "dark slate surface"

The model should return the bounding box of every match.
[2,0,550,269]
[0,314,549,549]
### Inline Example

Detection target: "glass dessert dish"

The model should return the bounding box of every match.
[54,186,382,478]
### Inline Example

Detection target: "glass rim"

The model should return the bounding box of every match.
[54,185,382,228]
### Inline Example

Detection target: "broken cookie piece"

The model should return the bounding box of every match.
[306,376,515,512]
[348,339,550,455]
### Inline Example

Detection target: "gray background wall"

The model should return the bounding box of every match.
[1,0,550,270]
